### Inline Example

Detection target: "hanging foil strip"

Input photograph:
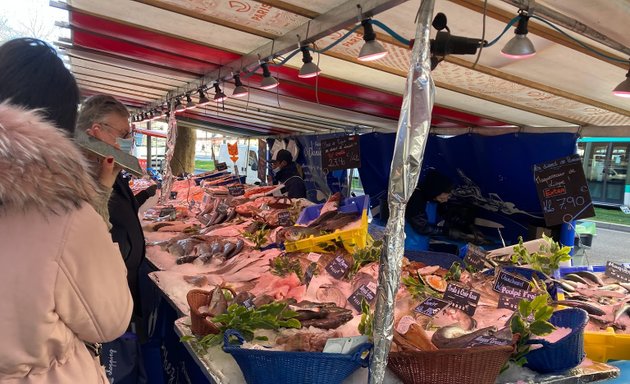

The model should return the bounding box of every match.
[369,0,435,382]
[158,104,178,205]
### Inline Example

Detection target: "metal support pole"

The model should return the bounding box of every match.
[369,0,435,382]
[146,121,152,170]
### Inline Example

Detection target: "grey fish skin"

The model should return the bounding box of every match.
[212,212,227,225]
[564,274,591,285]
[210,241,222,254]
[198,254,213,264]
[205,211,219,227]
[232,239,244,256]
[225,208,237,222]
[432,326,499,349]
[573,271,605,286]
[614,302,630,323]
[176,255,199,265]
[223,242,237,259]
[554,300,606,316]
[554,279,576,292]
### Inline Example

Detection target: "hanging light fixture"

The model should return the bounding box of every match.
[185,94,196,110]
[232,74,248,98]
[197,88,211,106]
[613,68,630,98]
[174,97,186,113]
[298,45,321,78]
[501,12,536,59]
[213,82,227,102]
[260,62,279,90]
[358,19,388,61]
[151,108,163,120]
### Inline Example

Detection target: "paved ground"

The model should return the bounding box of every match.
[573,227,630,266]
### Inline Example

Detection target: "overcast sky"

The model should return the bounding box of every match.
[1,0,69,43]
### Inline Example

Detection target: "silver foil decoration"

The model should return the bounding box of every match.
[158,103,178,205]
[369,0,435,382]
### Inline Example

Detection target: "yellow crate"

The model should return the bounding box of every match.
[284,211,368,253]
[583,328,630,362]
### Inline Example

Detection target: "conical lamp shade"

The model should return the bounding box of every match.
[358,40,387,61]
[501,34,536,59]
[232,85,249,98]
[613,75,630,98]
[299,62,321,78]
[261,76,279,90]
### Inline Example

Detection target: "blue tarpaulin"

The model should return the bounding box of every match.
[358,132,578,244]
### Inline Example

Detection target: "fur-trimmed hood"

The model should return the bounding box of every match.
[0,103,97,214]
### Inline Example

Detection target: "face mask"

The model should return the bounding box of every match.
[117,137,134,153]
[272,166,281,175]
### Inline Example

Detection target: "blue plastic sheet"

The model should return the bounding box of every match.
[358,132,578,243]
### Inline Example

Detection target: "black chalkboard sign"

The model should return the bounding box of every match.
[463,243,488,271]
[442,283,480,316]
[414,297,451,317]
[348,282,377,312]
[325,255,350,280]
[321,135,361,173]
[228,185,245,197]
[605,261,630,283]
[533,154,595,226]
[277,211,293,226]
[216,162,228,171]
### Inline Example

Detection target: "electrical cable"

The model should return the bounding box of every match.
[484,16,520,47]
[313,24,362,54]
[370,19,410,46]
[315,43,321,105]
[530,15,629,64]
[472,0,489,68]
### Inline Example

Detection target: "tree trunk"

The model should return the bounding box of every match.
[170,125,196,175]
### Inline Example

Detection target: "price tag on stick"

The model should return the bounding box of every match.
[464,243,488,271]
[348,282,377,312]
[228,185,245,197]
[605,261,630,283]
[325,255,350,280]
[414,297,451,317]
[442,283,480,316]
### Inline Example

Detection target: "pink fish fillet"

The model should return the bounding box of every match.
[320,192,341,215]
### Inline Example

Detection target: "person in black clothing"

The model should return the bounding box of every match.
[406,169,454,237]
[406,169,485,250]
[77,95,157,321]
[77,95,155,383]
[271,149,307,198]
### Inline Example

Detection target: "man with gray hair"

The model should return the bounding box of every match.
[78,95,154,383]
[78,94,156,309]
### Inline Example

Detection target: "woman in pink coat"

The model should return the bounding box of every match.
[0,38,133,383]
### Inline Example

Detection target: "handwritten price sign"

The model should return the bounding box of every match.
[321,135,361,173]
[533,154,595,226]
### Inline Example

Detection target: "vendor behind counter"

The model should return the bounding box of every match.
[401,169,488,253]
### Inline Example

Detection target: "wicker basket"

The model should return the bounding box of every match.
[388,345,514,384]
[186,288,234,336]
[224,330,371,384]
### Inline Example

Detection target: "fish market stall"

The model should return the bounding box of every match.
[136,173,625,383]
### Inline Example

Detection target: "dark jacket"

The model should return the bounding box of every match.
[275,162,306,199]
[405,170,453,236]
[109,173,151,315]
[406,188,446,236]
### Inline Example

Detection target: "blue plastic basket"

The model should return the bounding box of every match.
[296,195,369,225]
[524,308,589,373]
[223,330,371,384]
